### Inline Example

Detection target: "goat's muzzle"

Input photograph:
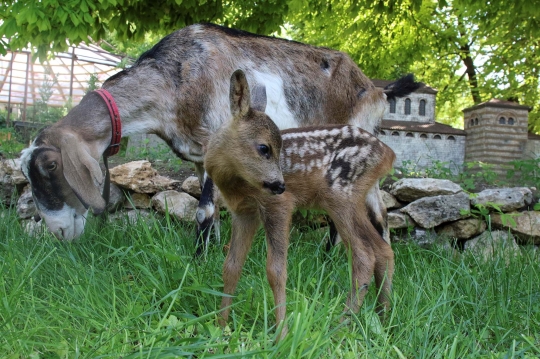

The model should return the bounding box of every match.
[263,181,286,195]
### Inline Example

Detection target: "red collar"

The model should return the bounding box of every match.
[94,89,122,157]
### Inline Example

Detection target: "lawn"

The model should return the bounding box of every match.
[1,209,539,358]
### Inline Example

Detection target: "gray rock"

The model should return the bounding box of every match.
[387,211,414,229]
[152,190,198,221]
[491,211,540,244]
[124,192,152,209]
[100,182,125,212]
[1,158,27,185]
[400,192,470,228]
[437,218,487,240]
[181,176,202,199]
[109,209,153,224]
[16,185,36,219]
[471,187,533,212]
[391,178,463,202]
[381,190,401,210]
[21,219,45,236]
[464,230,520,262]
[110,160,180,194]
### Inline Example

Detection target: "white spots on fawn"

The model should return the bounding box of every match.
[281,126,376,195]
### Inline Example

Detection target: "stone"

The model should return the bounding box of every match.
[1,158,27,185]
[181,176,202,198]
[0,181,16,206]
[471,187,533,212]
[381,190,401,210]
[491,211,540,244]
[124,192,152,209]
[21,219,45,236]
[109,160,180,194]
[99,182,125,212]
[387,211,414,229]
[393,228,438,248]
[16,185,36,219]
[151,190,198,221]
[437,218,487,240]
[464,230,520,262]
[390,178,463,202]
[109,209,153,224]
[400,192,470,228]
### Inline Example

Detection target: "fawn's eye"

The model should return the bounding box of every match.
[258,144,270,158]
[46,162,57,172]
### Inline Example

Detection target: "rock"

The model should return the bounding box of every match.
[109,209,153,224]
[471,187,533,212]
[21,219,45,236]
[390,178,463,202]
[437,218,487,240]
[109,160,180,194]
[400,192,470,228]
[381,190,401,210]
[464,230,520,262]
[491,211,540,244]
[393,228,438,248]
[99,182,125,212]
[387,211,414,229]
[1,158,27,185]
[124,193,152,209]
[181,176,202,198]
[16,185,36,219]
[0,181,16,206]
[151,190,198,221]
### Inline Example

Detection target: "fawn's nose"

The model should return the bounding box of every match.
[263,181,286,195]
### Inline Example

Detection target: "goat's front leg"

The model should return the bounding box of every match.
[219,212,260,327]
[195,174,220,256]
[261,200,293,339]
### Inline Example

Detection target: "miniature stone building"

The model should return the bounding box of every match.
[373,80,466,173]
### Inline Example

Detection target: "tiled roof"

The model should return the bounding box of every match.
[380,120,466,135]
[463,98,532,112]
[371,78,438,95]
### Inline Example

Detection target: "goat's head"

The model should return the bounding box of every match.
[20,126,106,240]
[206,69,285,195]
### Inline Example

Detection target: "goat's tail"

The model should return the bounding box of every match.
[384,74,422,101]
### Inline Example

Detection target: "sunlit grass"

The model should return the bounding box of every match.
[1,209,539,358]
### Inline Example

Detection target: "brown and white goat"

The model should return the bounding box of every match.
[206,70,396,337]
[20,23,418,243]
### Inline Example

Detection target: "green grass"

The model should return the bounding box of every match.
[1,209,539,358]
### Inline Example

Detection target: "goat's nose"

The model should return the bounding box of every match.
[264,181,286,195]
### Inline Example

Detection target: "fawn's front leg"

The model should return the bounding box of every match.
[261,199,294,339]
[219,212,260,327]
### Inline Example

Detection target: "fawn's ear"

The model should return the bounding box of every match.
[229,69,251,120]
[251,84,267,112]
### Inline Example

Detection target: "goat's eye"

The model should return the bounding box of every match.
[46,162,57,172]
[258,144,270,158]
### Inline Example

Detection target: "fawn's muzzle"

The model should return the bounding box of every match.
[263,181,286,194]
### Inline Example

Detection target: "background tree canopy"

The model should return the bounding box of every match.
[1,0,539,132]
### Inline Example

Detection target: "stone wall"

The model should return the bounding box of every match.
[524,138,540,159]
[377,130,466,172]
[383,92,436,123]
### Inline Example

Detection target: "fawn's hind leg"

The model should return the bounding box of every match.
[219,212,260,327]
[373,239,394,317]
[327,209,376,315]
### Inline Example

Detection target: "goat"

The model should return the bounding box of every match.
[19,23,419,242]
[206,70,396,338]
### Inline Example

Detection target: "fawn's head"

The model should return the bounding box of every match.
[206,69,285,195]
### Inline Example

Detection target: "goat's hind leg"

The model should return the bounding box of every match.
[373,237,394,318]
[219,212,260,327]
[195,174,220,256]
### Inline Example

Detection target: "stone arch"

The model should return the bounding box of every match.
[419,99,426,116]
[404,98,411,115]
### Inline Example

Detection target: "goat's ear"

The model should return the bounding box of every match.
[229,69,251,119]
[251,85,267,112]
[61,133,106,214]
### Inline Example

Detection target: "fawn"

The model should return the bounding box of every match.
[205,69,396,338]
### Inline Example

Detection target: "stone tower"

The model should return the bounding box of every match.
[463,99,531,169]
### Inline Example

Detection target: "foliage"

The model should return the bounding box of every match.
[85,73,100,94]
[0,0,290,60]
[1,210,539,357]
[286,0,540,131]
